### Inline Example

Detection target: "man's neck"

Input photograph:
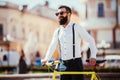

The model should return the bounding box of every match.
[63,20,70,28]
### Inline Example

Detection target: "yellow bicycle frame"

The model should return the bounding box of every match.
[46,61,99,80]
[52,71,99,80]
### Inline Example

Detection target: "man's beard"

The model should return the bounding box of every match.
[59,16,68,25]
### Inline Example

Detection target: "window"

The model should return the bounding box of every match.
[0,24,3,36]
[98,3,104,17]
[11,26,16,38]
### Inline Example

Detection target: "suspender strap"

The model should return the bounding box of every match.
[72,23,75,59]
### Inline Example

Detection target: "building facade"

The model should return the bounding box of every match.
[80,0,120,49]
[0,2,79,61]
[79,0,120,67]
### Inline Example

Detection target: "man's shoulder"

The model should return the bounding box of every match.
[72,23,81,29]
[73,23,84,28]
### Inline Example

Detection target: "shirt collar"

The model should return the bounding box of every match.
[60,22,73,29]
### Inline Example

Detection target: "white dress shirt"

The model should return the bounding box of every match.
[44,22,98,61]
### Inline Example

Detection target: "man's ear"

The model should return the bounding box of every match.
[68,13,71,16]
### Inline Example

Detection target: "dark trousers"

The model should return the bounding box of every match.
[60,58,84,80]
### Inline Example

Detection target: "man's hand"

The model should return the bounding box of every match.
[89,58,96,66]
[41,60,47,66]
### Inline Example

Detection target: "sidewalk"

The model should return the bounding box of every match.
[0,72,120,80]
[0,73,59,80]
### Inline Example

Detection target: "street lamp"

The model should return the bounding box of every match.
[97,40,111,67]
[3,35,10,66]
[97,40,111,59]
[3,34,14,66]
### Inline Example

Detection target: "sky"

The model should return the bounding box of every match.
[1,0,85,14]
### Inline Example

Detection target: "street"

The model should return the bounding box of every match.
[0,73,120,80]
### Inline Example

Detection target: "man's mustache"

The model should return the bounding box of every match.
[59,16,64,19]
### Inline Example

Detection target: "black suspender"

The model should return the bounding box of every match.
[72,23,75,59]
[58,23,75,59]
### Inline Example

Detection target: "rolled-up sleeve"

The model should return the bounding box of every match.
[76,25,98,58]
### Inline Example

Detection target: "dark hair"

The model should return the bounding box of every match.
[58,5,72,14]
[21,49,25,58]
[36,51,40,57]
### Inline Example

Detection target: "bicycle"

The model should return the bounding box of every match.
[45,60,101,80]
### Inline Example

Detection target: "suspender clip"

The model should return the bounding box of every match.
[73,57,75,60]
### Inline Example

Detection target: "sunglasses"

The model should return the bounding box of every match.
[55,11,68,16]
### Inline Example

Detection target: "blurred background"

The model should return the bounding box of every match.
[0,0,120,80]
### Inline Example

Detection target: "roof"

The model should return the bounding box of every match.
[0,1,19,10]
[30,4,57,21]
